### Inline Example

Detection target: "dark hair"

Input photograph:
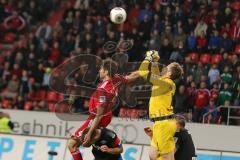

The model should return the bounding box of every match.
[169,62,184,80]
[101,59,118,77]
[176,115,186,128]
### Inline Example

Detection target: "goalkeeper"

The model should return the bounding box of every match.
[138,51,183,160]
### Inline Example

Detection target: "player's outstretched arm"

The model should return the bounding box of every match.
[125,71,140,83]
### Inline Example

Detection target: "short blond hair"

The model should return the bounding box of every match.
[168,62,184,80]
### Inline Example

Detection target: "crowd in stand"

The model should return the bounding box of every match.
[0,0,239,125]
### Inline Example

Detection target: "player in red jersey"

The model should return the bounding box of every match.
[68,59,138,160]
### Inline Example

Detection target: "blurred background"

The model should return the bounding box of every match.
[0,0,240,160]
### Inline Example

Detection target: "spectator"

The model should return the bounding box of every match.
[42,67,51,88]
[19,70,29,98]
[60,33,75,57]
[233,74,240,106]
[185,16,195,34]
[35,21,52,43]
[49,41,61,65]
[210,82,220,104]
[37,42,51,62]
[194,18,208,37]
[219,53,231,71]
[128,4,140,28]
[160,37,173,61]
[232,55,240,71]
[203,99,218,124]
[186,31,197,52]
[14,96,24,110]
[139,2,153,22]
[32,63,45,86]
[193,81,210,122]
[152,14,164,33]
[231,19,240,41]
[149,29,161,51]
[220,66,232,84]
[194,62,207,85]
[174,85,188,114]
[208,64,220,85]
[161,25,174,45]
[173,27,186,46]
[197,31,207,53]
[220,32,233,53]
[220,100,231,124]
[169,41,184,62]
[219,82,232,106]
[208,30,221,53]
[1,74,20,99]
[138,15,152,40]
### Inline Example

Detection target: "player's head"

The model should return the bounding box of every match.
[162,62,183,80]
[99,59,118,79]
[176,115,186,129]
[81,127,99,147]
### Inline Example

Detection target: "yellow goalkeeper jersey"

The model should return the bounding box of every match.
[138,60,176,118]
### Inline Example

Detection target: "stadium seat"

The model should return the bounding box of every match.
[211,54,222,64]
[119,108,127,117]
[2,100,9,108]
[200,53,211,64]
[47,91,58,101]
[189,52,199,63]
[126,109,133,118]
[3,32,16,43]
[58,94,64,101]
[48,103,55,112]
[35,90,46,101]
[234,45,240,54]
[24,101,33,110]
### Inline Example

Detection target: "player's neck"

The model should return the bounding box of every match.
[103,76,111,81]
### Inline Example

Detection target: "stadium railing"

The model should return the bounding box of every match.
[202,106,240,125]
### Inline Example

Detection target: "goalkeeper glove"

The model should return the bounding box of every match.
[145,50,160,62]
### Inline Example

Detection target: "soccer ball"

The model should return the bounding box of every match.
[110,7,127,24]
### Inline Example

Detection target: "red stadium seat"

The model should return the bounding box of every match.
[35,90,46,101]
[234,45,240,55]
[126,109,133,118]
[47,91,58,101]
[3,32,16,43]
[189,52,199,63]
[58,94,64,101]
[2,100,9,108]
[48,103,55,112]
[211,54,222,64]
[24,101,33,110]
[200,53,211,64]
[119,108,127,117]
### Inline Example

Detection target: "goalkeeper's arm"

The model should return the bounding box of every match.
[138,50,160,83]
